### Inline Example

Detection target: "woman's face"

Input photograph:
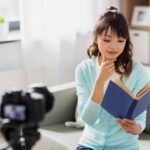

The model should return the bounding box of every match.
[97,27,126,60]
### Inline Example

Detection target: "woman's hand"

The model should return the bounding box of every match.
[116,118,142,135]
[90,56,116,104]
[96,56,116,82]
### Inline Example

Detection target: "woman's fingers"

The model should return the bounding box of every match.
[103,59,116,65]
[97,56,116,81]
[123,119,135,125]
[105,63,115,73]
[105,63,115,69]
[116,118,136,132]
[102,55,116,64]
[103,59,115,69]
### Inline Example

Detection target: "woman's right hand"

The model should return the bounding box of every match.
[96,56,116,83]
[91,56,116,103]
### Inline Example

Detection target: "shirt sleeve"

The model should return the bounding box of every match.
[75,64,101,125]
[132,61,150,132]
[134,111,147,133]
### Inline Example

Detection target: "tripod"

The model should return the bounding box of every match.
[1,124,40,150]
[4,127,28,150]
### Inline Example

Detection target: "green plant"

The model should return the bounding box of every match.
[0,16,5,23]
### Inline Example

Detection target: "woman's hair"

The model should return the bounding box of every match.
[87,6,133,77]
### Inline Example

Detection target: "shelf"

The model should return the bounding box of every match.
[130,26,150,31]
[120,0,149,24]
[0,31,21,43]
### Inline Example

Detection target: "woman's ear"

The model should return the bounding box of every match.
[95,37,98,44]
[93,34,98,44]
[94,37,98,45]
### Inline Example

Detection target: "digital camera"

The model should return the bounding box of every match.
[0,90,45,124]
[0,85,54,150]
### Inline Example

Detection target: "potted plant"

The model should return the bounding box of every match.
[0,16,8,36]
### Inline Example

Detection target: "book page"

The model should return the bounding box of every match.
[114,78,135,98]
[136,83,150,99]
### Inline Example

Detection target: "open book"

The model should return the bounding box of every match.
[101,79,150,119]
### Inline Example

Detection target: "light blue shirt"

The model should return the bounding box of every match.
[75,56,150,150]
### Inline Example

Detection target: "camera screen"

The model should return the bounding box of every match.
[3,104,26,121]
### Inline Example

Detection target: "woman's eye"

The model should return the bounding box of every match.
[118,40,125,43]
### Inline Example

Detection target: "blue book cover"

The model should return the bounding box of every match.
[101,80,150,119]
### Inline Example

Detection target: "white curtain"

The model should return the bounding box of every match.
[96,0,121,14]
[20,0,120,86]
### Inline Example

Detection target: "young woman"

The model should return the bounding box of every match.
[75,6,150,150]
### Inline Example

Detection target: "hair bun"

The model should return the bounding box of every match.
[107,6,118,11]
[105,6,119,14]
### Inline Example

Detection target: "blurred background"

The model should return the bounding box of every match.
[0,0,149,90]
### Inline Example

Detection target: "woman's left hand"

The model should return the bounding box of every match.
[116,118,141,135]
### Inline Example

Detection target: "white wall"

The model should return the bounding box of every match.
[0,41,22,71]
[0,0,19,20]
[0,0,21,71]
[24,31,91,86]
[0,31,91,90]
[96,0,121,16]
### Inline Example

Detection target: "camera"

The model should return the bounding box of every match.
[0,84,54,150]
[1,91,45,124]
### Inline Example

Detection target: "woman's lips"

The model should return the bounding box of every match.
[107,51,118,55]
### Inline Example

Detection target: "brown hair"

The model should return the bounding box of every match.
[87,6,133,77]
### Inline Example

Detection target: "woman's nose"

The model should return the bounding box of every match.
[110,42,118,50]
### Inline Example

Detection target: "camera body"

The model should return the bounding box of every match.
[0,85,54,150]
[0,90,45,124]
